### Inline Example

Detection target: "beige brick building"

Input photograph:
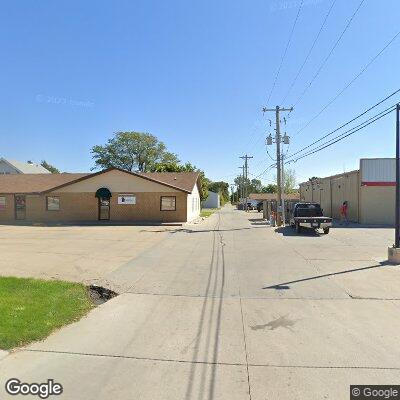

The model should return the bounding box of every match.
[0,168,201,224]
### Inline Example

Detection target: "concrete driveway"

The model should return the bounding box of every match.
[0,224,175,287]
[1,206,400,399]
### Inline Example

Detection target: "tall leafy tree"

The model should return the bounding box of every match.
[40,160,59,173]
[283,168,297,193]
[152,161,197,173]
[261,184,278,193]
[91,131,179,172]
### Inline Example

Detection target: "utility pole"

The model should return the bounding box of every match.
[240,154,253,212]
[263,105,293,226]
[281,153,286,225]
[238,166,245,209]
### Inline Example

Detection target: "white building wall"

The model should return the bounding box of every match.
[202,191,220,208]
[186,183,201,222]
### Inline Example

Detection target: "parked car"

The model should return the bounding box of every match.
[290,202,332,234]
[246,200,258,210]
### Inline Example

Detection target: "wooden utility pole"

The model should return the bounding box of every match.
[263,106,293,225]
[240,154,253,211]
[238,166,245,208]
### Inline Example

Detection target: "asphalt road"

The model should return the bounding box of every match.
[1,206,400,399]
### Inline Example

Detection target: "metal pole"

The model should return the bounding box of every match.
[395,104,400,247]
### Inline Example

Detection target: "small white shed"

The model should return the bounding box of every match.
[202,191,220,209]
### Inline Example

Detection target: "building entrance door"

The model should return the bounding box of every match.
[15,195,26,220]
[98,197,110,220]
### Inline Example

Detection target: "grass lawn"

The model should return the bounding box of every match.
[200,208,219,218]
[0,276,93,350]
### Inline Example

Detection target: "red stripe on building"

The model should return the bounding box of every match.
[361,181,396,186]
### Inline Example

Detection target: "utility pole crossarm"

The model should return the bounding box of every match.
[262,107,293,112]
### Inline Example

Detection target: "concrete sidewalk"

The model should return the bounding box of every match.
[1,206,399,399]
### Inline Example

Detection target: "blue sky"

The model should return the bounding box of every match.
[1,0,399,186]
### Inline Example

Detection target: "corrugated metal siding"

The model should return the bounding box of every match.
[360,158,395,182]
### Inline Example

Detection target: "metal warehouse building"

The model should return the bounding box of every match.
[299,158,396,225]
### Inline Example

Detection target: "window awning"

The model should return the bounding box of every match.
[95,187,112,199]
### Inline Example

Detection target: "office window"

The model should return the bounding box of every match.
[47,196,60,211]
[160,196,176,211]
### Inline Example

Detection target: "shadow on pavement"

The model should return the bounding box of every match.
[248,218,268,226]
[274,226,323,237]
[331,220,392,229]
[262,262,388,290]
[175,227,251,234]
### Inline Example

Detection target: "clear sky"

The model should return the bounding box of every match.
[1,0,399,186]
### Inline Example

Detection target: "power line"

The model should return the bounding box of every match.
[281,0,337,104]
[288,105,396,162]
[287,88,400,159]
[253,163,277,179]
[294,28,400,137]
[293,0,366,108]
[265,0,304,105]
[286,106,396,164]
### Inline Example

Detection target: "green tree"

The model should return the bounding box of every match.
[199,173,209,202]
[152,161,197,173]
[249,178,262,193]
[261,184,277,193]
[91,131,179,172]
[40,160,59,174]
[283,168,297,193]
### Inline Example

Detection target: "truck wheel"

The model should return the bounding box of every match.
[323,228,330,234]
[296,223,301,234]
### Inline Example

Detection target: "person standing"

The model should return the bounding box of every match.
[340,201,348,225]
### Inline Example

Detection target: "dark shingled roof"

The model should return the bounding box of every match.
[0,168,200,194]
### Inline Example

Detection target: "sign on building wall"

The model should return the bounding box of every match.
[118,194,136,205]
